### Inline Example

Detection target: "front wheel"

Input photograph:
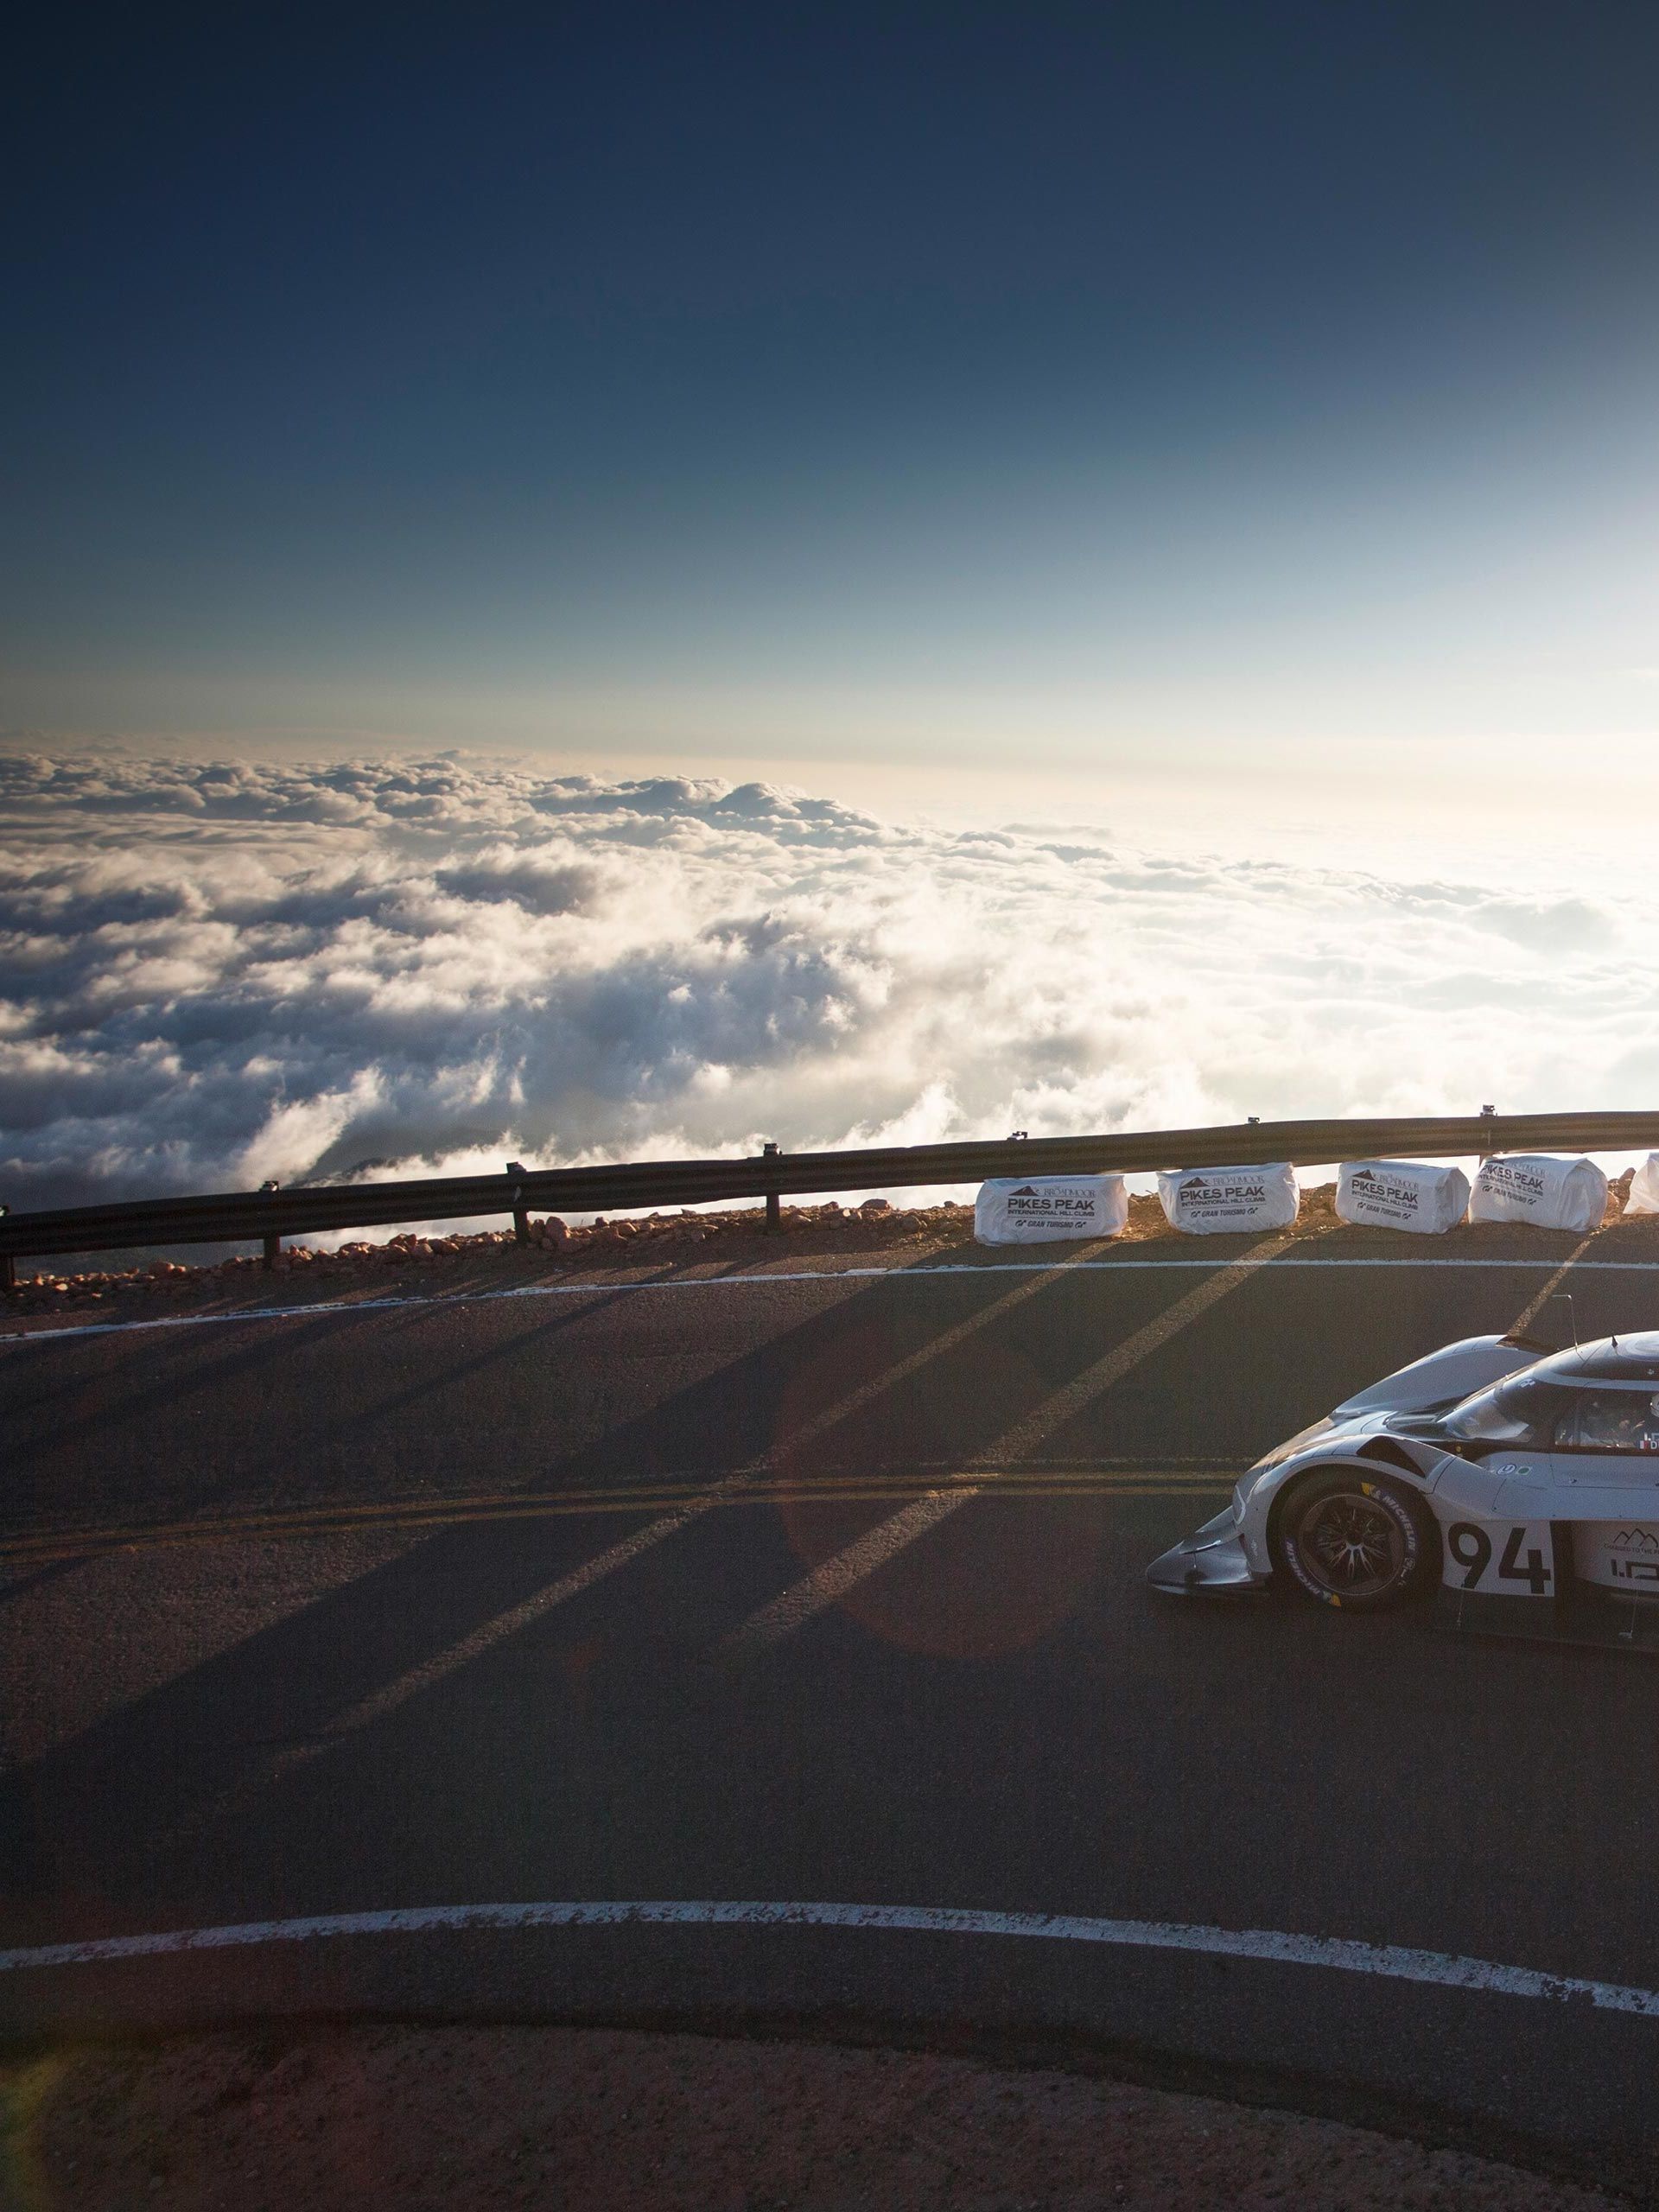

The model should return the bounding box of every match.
[1274,1471,1434,1611]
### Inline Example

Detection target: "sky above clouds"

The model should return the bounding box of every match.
[2,755,1652,1217]
[5,10,1656,1209]
[4,3,1659,793]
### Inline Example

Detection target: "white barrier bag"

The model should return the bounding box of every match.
[974,1173,1128,1245]
[1471,1154,1608,1233]
[1624,1155,1659,1216]
[1336,1159,1470,1235]
[1156,1163,1300,1235]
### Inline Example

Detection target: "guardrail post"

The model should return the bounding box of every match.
[507,1162,530,1244]
[258,1180,282,1269]
[0,1254,13,1294]
[763,1142,782,1233]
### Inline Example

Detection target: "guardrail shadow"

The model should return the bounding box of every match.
[0,1247,1236,1913]
[326,1262,721,1432]
[3,1273,719,1548]
[3,1296,407,1431]
[3,1259,837,1532]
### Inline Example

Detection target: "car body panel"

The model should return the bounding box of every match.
[1425,1459,1507,1516]
[1147,1330,1659,1649]
[1327,1333,1538,1420]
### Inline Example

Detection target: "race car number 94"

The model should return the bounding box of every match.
[1443,1521,1553,1597]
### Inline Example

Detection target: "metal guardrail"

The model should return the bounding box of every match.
[3,1109,1658,1287]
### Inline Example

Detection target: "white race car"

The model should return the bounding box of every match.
[1147,1329,1659,1649]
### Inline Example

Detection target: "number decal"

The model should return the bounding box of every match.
[1443,1521,1554,1597]
[1497,1524,1551,1596]
[1447,1522,1492,1590]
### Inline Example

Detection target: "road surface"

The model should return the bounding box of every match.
[3,1230,1658,2191]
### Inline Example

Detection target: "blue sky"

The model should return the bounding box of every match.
[5,1,1659,795]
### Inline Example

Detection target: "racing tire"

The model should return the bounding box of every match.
[1273,1469,1436,1612]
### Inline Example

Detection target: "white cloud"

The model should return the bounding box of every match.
[0,749,1646,1216]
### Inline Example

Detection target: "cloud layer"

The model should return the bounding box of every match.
[0,751,1651,1217]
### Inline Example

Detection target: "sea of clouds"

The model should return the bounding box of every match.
[0,750,1651,1217]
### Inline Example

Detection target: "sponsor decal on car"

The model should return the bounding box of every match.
[1442,1521,1554,1596]
[1577,1523,1659,1592]
[1604,1528,1659,1584]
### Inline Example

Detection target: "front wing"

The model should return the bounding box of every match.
[1149,1498,1659,1652]
[1145,1510,1272,1596]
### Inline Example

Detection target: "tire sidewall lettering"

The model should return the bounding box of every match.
[1281,1475,1421,1608]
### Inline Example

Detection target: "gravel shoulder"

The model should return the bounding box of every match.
[3,2024,1632,2211]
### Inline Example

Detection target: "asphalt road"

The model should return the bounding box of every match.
[5,1235,1659,2191]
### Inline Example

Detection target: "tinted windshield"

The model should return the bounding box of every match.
[1558,1389,1659,1451]
[1445,1374,1659,1448]
[1442,1374,1581,1442]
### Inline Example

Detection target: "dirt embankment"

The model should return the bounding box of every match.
[2,1198,972,1317]
[1,2024,1628,2212]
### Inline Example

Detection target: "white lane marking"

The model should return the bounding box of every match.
[7,1253,1659,1346]
[724,1238,1292,1656]
[3,1897,1656,2018]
